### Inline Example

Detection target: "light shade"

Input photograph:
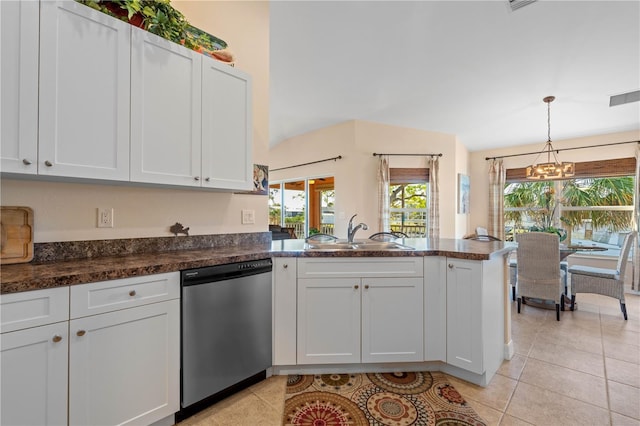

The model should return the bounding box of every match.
[525,160,575,180]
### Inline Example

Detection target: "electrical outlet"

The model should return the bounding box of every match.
[97,207,114,228]
[241,209,255,225]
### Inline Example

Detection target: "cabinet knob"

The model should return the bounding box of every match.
[448,264,454,269]
[129,290,136,297]
[283,264,288,269]
[194,176,200,181]
[44,160,53,167]
[354,285,359,289]
[22,158,32,165]
[52,335,63,343]
[76,330,86,337]
[205,177,210,182]
[364,285,369,289]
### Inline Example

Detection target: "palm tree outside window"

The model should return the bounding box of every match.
[504,159,635,258]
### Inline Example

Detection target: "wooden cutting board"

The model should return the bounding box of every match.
[1,206,34,264]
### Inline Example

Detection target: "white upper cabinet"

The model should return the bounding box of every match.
[1,0,39,174]
[130,27,202,186]
[38,1,131,180]
[202,59,253,191]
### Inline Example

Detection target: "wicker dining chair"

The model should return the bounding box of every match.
[569,232,636,320]
[516,232,564,321]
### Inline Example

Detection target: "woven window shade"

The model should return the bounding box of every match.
[507,157,636,182]
[390,168,429,184]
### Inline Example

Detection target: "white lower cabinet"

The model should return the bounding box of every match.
[69,300,179,426]
[272,258,298,365]
[295,258,424,365]
[361,277,423,363]
[69,272,180,426]
[446,258,483,373]
[445,257,505,380]
[1,287,70,426]
[1,322,69,426]
[297,278,361,364]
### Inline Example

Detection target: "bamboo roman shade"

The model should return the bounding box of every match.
[506,157,636,182]
[390,168,429,184]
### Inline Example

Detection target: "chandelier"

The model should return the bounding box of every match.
[525,96,575,180]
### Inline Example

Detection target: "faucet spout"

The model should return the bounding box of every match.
[347,214,368,243]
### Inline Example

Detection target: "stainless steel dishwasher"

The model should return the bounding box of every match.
[178,258,272,421]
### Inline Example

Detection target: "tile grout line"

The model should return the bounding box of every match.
[599,309,615,426]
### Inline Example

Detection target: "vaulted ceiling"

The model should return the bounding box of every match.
[269,1,640,151]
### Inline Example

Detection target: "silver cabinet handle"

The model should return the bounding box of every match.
[76,330,86,337]
[448,264,454,269]
[129,290,136,297]
[52,335,63,343]
[22,159,32,165]
[194,176,200,181]
[283,264,288,269]
[354,285,359,289]
[44,160,53,167]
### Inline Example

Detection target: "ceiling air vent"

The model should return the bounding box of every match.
[610,90,640,107]
[508,0,537,12]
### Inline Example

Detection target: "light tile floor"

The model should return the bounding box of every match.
[177,291,640,426]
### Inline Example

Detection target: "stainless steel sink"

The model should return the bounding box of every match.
[305,240,414,251]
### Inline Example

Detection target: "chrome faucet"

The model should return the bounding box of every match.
[347,214,368,243]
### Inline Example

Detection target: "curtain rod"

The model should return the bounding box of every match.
[485,140,639,161]
[270,155,342,172]
[373,153,442,157]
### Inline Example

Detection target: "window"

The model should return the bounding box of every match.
[269,177,335,238]
[504,158,636,257]
[389,168,428,237]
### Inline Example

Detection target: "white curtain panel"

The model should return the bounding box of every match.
[633,144,639,291]
[428,157,440,239]
[377,155,390,232]
[488,159,505,241]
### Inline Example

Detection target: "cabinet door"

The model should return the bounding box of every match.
[69,300,179,426]
[446,258,483,374]
[0,0,39,174]
[273,258,297,365]
[1,322,69,426]
[131,27,202,186]
[362,277,423,363]
[297,278,360,364]
[424,256,446,362]
[201,57,252,190]
[39,1,130,180]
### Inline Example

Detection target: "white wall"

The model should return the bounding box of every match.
[269,120,468,239]
[0,1,270,243]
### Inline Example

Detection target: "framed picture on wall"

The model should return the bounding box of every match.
[235,164,268,195]
[458,173,470,214]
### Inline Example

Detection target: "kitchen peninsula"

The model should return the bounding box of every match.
[1,234,512,425]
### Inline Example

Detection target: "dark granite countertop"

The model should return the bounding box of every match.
[0,237,512,294]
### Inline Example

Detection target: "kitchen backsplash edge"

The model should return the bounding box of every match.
[33,232,272,263]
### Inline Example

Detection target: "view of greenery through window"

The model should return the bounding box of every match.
[390,183,428,237]
[504,176,634,257]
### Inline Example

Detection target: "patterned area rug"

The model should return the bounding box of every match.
[283,371,487,426]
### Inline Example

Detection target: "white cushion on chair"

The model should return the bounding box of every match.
[568,265,619,280]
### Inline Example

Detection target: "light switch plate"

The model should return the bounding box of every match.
[242,209,255,224]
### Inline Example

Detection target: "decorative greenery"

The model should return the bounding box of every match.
[504,178,633,244]
[76,0,225,52]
